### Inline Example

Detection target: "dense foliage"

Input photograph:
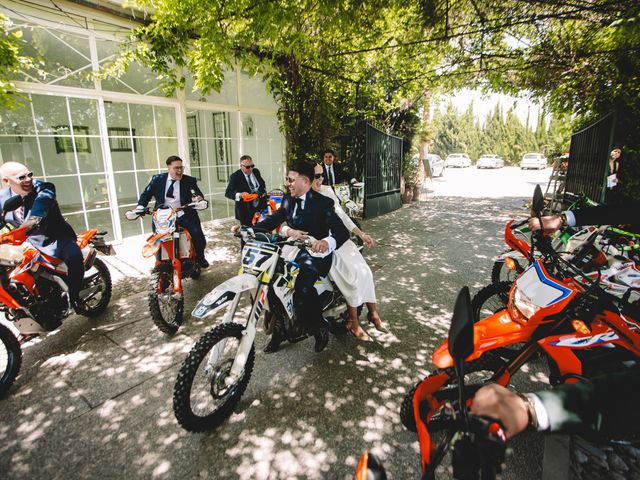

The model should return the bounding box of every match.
[429,102,572,164]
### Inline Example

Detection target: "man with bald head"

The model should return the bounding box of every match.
[0,161,85,313]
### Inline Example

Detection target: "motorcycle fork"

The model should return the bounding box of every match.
[491,341,541,385]
[171,233,182,294]
[224,285,266,387]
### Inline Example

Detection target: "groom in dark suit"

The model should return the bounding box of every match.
[254,161,349,353]
[225,155,267,226]
[136,155,209,268]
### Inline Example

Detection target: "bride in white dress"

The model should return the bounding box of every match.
[311,163,387,340]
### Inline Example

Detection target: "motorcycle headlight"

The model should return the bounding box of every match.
[511,286,541,320]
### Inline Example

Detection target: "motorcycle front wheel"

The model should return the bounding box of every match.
[148,262,184,335]
[400,352,505,432]
[80,257,113,317]
[471,281,511,322]
[0,323,21,397]
[173,322,255,432]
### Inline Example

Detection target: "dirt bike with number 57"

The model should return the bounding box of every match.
[172,226,350,432]
[125,199,208,335]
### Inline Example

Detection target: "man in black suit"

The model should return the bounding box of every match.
[135,155,209,268]
[529,203,640,233]
[321,149,347,186]
[471,366,640,439]
[254,161,349,353]
[225,155,267,226]
[0,161,85,313]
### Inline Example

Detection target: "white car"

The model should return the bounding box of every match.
[476,154,504,169]
[520,153,548,170]
[426,154,445,177]
[444,153,472,168]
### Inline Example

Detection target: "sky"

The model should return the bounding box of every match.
[434,88,543,129]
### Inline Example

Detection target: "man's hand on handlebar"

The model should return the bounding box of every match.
[287,229,308,241]
[311,239,329,253]
[528,215,563,234]
[470,384,533,440]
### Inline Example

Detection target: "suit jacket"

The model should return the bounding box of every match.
[138,173,204,222]
[254,189,349,249]
[0,180,77,256]
[537,365,640,436]
[573,204,640,228]
[322,162,347,186]
[225,168,267,224]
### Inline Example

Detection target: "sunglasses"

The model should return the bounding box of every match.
[285,176,299,184]
[15,171,34,181]
[242,164,255,169]
[314,173,324,179]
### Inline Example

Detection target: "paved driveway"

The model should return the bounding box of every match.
[1,166,553,479]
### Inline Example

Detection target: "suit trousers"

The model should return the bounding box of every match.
[293,250,332,335]
[177,215,207,261]
[57,238,84,301]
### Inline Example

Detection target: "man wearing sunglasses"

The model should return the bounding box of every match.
[254,161,349,353]
[136,155,209,268]
[0,161,85,313]
[225,155,267,226]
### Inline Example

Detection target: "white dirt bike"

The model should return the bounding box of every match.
[173,227,351,432]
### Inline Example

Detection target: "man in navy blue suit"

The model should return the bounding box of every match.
[0,161,85,314]
[135,155,209,268]
[225,155,267,226]
[254,161,349,353]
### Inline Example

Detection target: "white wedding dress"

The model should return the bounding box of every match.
[319,185,376,306]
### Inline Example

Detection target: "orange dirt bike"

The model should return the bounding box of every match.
[0,194,114,397]
[399,187,640,475]
[125,199,208,334]
[357,288,507,480]
[245,189,284,225]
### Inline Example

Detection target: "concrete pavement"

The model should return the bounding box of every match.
[0,167,553,479]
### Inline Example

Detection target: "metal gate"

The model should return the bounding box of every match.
[351,121,403,219]
[563,112,616,205]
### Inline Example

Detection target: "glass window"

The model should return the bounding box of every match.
[118,206,144,237]
[154,106,177,137]
[11,24,93,88]
[0,97,36,135]
[41,138,76,175]
[129,104,154,137]
[134,138,159,170]
[80,174,110,210]
[48,176,83,214]
[184,70,238,106]
[86,210,115,241]
[31,95,69,135]
[0,137,43,177]
[104,102,130,131]
[114,172,138,203]
[76,138,106,174]
[157,138,179,164]
[69,98,100,135]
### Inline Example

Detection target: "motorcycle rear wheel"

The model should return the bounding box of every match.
[148,262,184,335]
[173,322,255,432]
[80,257,113,318]
[400,353,505,432]
[0,323,21,397]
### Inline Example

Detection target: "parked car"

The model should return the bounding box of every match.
[425,154,445,177]
[520,152,548,170]
[476,154,504,169]
[444,153,472,168]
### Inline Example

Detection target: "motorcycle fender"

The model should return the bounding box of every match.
[493,250,527,262]
[414,373,450,471]
[192,274,259,318]
[432,310,536,369]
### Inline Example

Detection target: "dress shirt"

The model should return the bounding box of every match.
[165,176,182,213]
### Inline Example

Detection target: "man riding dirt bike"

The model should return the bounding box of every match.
[172,226,351,432]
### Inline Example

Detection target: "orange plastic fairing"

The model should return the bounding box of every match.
[142,232,166,258]
[0,226,27,246]
[76,228,97,248]
[414,373,450,472]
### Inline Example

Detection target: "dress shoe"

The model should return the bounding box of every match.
[367,313,389,333]
[314,327,329,352]
[263,334,285,353]
[197,258,210,269]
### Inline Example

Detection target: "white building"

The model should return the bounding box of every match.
[0,0,286,242]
